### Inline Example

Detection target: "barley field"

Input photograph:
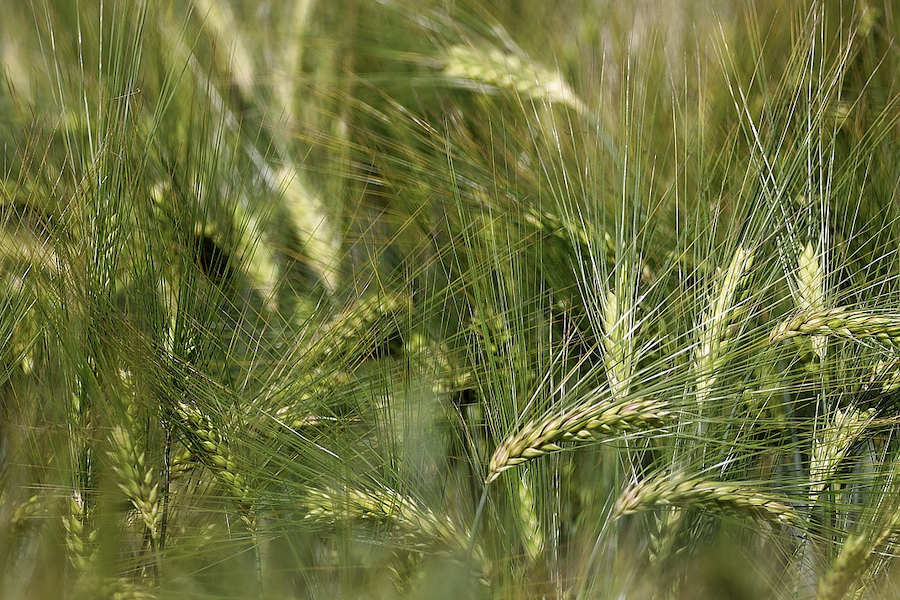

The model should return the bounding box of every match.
[2,1,900,599]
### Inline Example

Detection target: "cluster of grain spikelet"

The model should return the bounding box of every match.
[809,406,875,503]
[602,266,637,401]
[73,575,156,600]
[106,371,162,543]
[442,44,588,116]
[313,293,411,364]
[301,484,488,579]
[613,472,799,526]
[486,395,671,483]
[173,399,255,529]
[816,509,900,600]
[693,246,754,407]
[62,490,98,571]
[770,307,900,349]
[516,470,545,564]
[64,376,97,571]
[795,240,827,358]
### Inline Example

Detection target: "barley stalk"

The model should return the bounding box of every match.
[614,473,798,526]
[486,396,670,483]
[770,308,900,347]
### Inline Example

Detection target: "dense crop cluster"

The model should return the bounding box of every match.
[2,1,900,599]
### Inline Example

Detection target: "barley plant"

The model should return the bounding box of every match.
[5,0,900,599]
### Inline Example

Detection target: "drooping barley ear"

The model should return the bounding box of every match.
[164,4,339,294]
[809,407,874,503]
[486,396,670,483]
[613,472,798,526]
[694,246,754,406]
[173,400,256,530]
[302,485,489,581]
[522,207,616,268]
[442,44,588,116]
[107,370,163,545]
[273,371,353,430]
[769,308,900,349]
[402,332,473,396]
[796,240,827,358]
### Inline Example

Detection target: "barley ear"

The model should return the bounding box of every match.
[817,503,900,600]
[63,490,98,571]
[614,472,798,526]
[516,470,544,564]
[487,396,670,483]
[107,371,162,543]
[809,407,874,503]
[602,270,636,400]
[694,246,754,406]
[173,400,256,530]
[770,308,900,349]
[796,240,827,357]
[816,532,871,600]
[443,44,588,116]
[302,485,490,581]
[314,293,411,365]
